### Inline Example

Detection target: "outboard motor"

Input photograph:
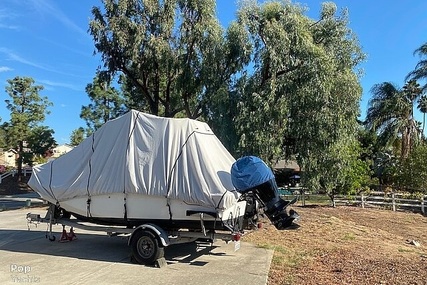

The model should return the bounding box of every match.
[231,156,299,230]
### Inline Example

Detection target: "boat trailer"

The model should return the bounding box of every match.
[26,204,245,267]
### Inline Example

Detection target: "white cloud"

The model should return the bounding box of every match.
[0,23,20,30]
[38,79,82,92]
[0,66,12,72]
[28,0,88,37]
[0,47,47,70]
[39,37,93,58]
[0,7,20,30]
[0,47,89,78]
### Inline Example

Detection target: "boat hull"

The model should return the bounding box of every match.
[55,193,247,231]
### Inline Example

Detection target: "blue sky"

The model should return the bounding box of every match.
[1,0,427,144]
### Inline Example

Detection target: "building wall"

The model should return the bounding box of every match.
[51,144,74,158]
[0,150,17,167]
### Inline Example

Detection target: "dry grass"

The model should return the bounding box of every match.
[243,205,427,285]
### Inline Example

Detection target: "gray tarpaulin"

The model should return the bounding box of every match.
[28,110,238,209]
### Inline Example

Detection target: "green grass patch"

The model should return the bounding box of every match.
[342,232,356,241]
[257,243,289,255]
[398,247,414,253]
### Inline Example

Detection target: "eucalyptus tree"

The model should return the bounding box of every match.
[233,1,366,195]
[4,76,54,180]
[365,81,421,159]
[89,0,247,119]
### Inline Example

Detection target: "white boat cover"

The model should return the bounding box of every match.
[28,110,239,209]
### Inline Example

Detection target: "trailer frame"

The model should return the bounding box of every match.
[26,204,244,267]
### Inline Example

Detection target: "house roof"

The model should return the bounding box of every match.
[273,160,300,171]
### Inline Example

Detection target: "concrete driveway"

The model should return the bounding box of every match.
[0,207,273,285]
[0,192,44,211]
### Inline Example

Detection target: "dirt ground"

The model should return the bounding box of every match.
[244,205,427,285]
[0,175,32,195]
[3,176,427,284]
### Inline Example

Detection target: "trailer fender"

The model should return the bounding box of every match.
[128,223,170,247]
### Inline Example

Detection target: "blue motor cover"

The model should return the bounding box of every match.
[231,156,275,192]
[231,156,299,230]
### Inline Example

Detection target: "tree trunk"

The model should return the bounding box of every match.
[401,126,411,159]
[423,114,425,139]
[16,140,23,182]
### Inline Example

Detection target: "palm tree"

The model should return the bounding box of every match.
[407,42,427,88]
[403,80,422,118]
[403,80,423,146]
[365,81,421,159]
[418,95,427,139]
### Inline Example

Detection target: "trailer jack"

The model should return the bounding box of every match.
[59,225,77,242]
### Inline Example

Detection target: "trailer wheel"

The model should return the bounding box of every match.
[131,230,164,265]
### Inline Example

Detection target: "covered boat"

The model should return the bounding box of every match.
[27,110,299,265]
[29,110,298,232]
[28,110,245,231]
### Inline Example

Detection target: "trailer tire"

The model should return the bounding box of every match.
[130,230,164,265]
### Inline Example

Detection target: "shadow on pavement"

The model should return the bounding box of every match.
[0,228,227,266]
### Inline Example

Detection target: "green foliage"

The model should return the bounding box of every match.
[86,1,367,197]
[357,126,380,162]
[26,126,56,165]
[4,76,54,178]
[315,137,371,199]
[232,1,365,197]
[69,127,87,147]
[418,95,427,137]
[5,76,51,132]
[0,125,7,149]
[318,136,373,197]
[90,0,245,119]
[398,144,427,193]
[81,73,126,132]
[365,80,422,159]
[406,42,427,86]
[372,151,400,186]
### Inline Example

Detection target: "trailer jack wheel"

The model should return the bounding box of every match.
[48,235,56,242]
[130,230,164,266]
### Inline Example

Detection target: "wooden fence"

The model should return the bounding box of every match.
[0,168,32,184]
[280,191,427,215]
[334,192,426,215]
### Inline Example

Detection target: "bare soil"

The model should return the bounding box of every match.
[243,205,427,285]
